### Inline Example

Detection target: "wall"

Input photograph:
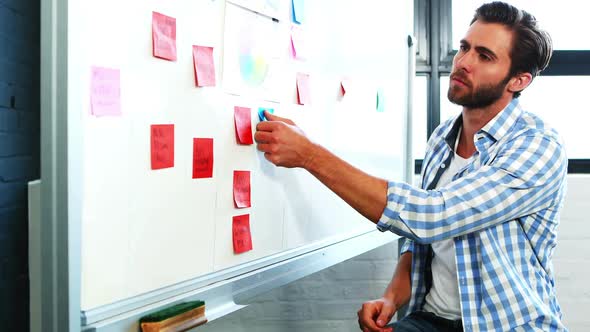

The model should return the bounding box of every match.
[553,175,590,331]
[0,0,40,330]
[199,241,399,332]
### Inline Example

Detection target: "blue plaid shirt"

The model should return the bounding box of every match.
[377,99,567,331]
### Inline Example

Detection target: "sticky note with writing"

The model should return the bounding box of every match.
[152,11,177,61]
[193,138,214,178]
[90,66,121,117]
[234,106,253,144]
[151,124,174,170]
[233,214,253,254]
[233,170,251,208]
[193,45,216,87]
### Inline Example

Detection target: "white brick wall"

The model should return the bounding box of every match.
[553,175,590,331]
[198,175,589,331]
[198,242,398,332]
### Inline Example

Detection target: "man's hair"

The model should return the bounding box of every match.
[471,1,553,98]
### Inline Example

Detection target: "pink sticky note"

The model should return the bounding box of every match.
[90,66,121,117]
[233,170,251,208]
[290,25,307,60]
[234,106,253,145]
[151,124,174,170]
[193,45,216,87]
[193,138,214,178]
[296,72,311,105]
[233,214,253,254]
[152,12,177,61]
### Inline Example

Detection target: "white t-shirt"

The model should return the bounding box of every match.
[422,133,472,320]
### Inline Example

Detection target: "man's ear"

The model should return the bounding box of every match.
[507,72,533,94]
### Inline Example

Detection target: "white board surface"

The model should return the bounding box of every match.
[67,0,413,310]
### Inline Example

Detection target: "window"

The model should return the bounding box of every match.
[452,0,590,50]
[413,75,429,160]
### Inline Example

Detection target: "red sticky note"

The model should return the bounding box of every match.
[340,78,349,96]
[232,214,253,254]
[234,106,253,145]
[150,124,174,169]
[233,170,251,208]
[90,66,121,117]
[193,45,216,87]
[296,72,311,105]
[152,12,177,61]
[193,138,214,178]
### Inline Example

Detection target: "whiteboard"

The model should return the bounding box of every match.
[57,0,413,323]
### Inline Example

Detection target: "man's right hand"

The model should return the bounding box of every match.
[357,297,397,332]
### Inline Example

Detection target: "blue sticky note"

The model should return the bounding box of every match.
[292,0,304,24]
[258,107,274,121]
[376,89,385,113]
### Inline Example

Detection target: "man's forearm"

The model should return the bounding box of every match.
[304,143,388,223]
[383,251,412,309]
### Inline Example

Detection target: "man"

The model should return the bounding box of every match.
[255,1,566,331]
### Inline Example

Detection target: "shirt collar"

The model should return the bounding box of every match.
[443,98,522,148]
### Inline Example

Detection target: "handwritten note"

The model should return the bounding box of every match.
[234,106,253,145]
[150,124,174,170]
[90,66,121,117]
[296,72,311,105]
[193,138,214,178]
[233,170,251,208]
[152,12,177,61]
[193,45,216,87]
[292,0,304,24]
[233,214,253,254]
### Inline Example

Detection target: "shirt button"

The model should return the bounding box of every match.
[440,164,446,169]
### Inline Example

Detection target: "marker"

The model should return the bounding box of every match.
[258,107,274,121]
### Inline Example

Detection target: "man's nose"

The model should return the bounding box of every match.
[454,51,474,73]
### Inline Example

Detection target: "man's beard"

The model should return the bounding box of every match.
[448,71,511,109]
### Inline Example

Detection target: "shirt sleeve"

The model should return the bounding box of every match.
[376,133,567,244]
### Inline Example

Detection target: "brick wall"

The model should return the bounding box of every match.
[198,241,399,332]
[553,175,590,331]
[0,0,40,330]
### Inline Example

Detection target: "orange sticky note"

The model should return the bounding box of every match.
[193,45,216,87]
[151,124,174,170]
[233,170,251,208]
[296,72,311,105]
[193,138,214,178]
[234,106,253,145]
[233,214,253,254]
[152,12,177,61]
[90,66,121,117]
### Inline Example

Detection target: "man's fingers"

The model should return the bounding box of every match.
[357,306,382,332]
[254,131,274,144]
[376,302,396,327]
[265,111,295,125]
[256,120,279,132]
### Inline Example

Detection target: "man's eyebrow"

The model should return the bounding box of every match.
[460,39,499,60]
[474,46,498,60]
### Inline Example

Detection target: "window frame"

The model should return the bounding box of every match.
[414,0,590,174]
